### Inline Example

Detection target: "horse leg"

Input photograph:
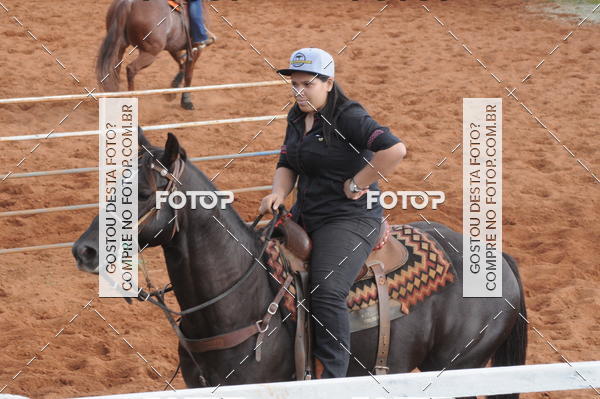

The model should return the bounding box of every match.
[113,44,128,82]
[178,344,208,388]
[126,50,158,91]
[419,309,519,399]
[420,354,481,399]
[180,57,197,110]
[167,51,185,101]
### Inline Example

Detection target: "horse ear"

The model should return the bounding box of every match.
[138,126,152,149]
[161,132,181,168]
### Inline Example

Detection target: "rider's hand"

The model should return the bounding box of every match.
[343,179,368,200]
[259,193,284,215]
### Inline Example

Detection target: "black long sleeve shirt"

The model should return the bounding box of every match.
[276,100,403,234]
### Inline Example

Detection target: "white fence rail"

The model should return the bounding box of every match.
[73,361,600,399]
[0,217,272,255]
[0,185,271,218]
[0,147,281,254]
[0,115,286,142]
[1,149,279,180]
[0,80,287,105]
[0,186,272,254]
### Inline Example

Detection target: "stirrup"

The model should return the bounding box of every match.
[193,36,216,51]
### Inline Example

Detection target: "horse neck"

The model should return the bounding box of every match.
[163,168,273,337]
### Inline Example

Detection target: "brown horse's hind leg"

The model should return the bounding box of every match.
[172,69,185,89]
[114,45,127,81]
[180,55,198,110]
[126,50,158,91]
[167,51,185,102]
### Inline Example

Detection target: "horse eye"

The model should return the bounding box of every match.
[139,191,152,201]
[157,175,169,186]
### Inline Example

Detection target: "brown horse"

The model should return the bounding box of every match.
[96,0,204,110]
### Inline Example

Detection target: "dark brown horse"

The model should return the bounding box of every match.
[96,0,204,109]
[73,130,527,399]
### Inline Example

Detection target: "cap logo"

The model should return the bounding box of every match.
[291,52,312,68]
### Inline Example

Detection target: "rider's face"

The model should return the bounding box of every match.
[290,72,333,113]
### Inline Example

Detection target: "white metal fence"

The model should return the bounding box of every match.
[71,361,600,399]
[0,77,286,253]
[0,115,286,142]
[0,80,287,105]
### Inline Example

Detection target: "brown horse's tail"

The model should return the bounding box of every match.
[96,0,131,92]
[488,253,528,399]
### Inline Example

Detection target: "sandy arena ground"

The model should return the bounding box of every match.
[0,0,598,397]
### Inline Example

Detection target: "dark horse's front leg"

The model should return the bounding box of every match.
[178,344,208,388]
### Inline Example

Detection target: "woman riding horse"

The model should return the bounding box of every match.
[259,47,407,378]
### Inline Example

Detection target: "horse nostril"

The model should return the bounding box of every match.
[78,245,97,262]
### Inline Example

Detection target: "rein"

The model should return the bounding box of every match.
[134,152,289,384]
[137,209,281,317]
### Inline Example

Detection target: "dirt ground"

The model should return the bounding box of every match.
[0,0,598,397]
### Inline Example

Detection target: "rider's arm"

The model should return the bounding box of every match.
[273,130,298,198]
[272,167,297,198]
[354,143,406,189]
[337,103,406,188]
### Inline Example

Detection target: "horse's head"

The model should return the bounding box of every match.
[72,128,187,274]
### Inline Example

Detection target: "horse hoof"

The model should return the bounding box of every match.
[181,101,195,110]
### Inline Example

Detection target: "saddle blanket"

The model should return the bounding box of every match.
[265,224,456,332]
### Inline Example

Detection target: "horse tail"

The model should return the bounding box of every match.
[488,253,528,399]
[96,0,130,91]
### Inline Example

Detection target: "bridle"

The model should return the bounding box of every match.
[134,152,291,385]
[137,154,185,240]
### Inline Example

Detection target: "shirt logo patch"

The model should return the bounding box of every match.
[367,129,385,149]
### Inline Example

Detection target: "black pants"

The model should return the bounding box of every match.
[308,217,382,378]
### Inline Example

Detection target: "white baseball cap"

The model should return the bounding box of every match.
[277,48,335,78]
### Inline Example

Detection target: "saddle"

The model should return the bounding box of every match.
[271,215,410,378]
